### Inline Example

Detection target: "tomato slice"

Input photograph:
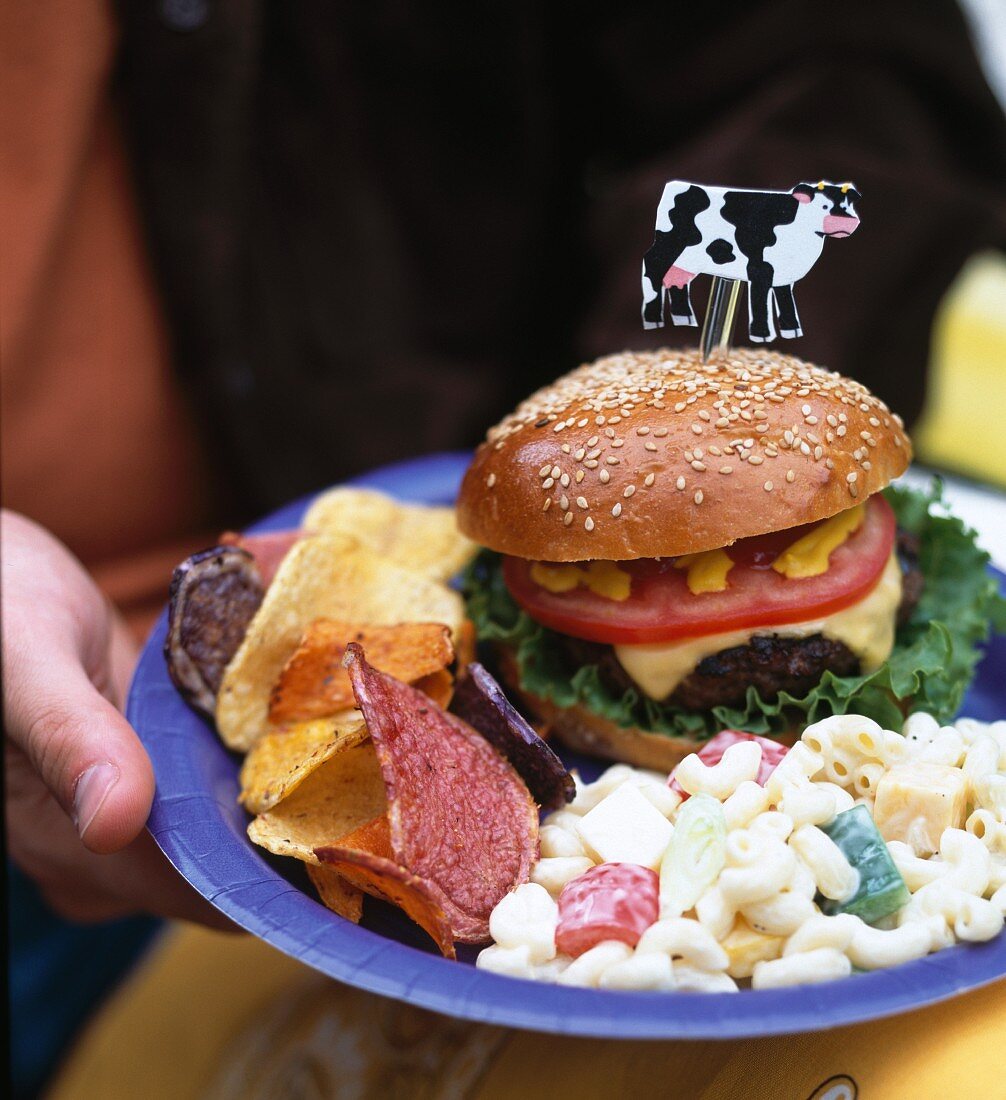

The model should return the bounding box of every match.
[502,495,896,645]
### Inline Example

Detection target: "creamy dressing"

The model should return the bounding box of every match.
[613,552,903,701]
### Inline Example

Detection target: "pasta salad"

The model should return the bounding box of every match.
[476,712,1006,991]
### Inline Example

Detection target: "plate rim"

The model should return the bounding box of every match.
[128,452,1006,1039]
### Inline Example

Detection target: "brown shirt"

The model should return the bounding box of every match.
[1,1,213,632]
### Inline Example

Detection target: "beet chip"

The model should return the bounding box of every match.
[220,529,301,587]
[450,663,575,812]
[344,645,539,943]
[165,546,264,717]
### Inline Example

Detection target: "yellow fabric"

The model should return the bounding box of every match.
[914,252,1006,489]
[48,922,1006,1100]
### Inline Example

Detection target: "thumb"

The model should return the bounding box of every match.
[7,653,155,855]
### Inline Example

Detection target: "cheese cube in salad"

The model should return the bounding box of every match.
[873,763,968,857]
[576,783,674,870]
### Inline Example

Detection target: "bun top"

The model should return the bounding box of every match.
[457,348,911,561]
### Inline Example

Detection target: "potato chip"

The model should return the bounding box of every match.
[305,864,364,923]
[332,814,392,859]
[268,620,454,724]
[238,710,367,814]
[315,844,456,959]
[246,742,387,864]
[303,487,475,582]
[216,534,464,750]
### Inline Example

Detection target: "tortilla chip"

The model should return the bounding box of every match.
[345,645,538,944]
[303,488,475,582]
[246,742,387,864]
[238,710,368,814]
[268,620,454,724]
[315,844,456,959]
[306,864,364,923]
[216,535,464,750]
[413,669,454,709]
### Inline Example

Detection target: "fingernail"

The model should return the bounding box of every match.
[73,763,120,839]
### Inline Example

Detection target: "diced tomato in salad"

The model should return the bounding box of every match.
[555,862,659,957]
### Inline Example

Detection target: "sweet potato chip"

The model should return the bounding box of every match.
[345,645,538,943]
[246,741,387,864]
[238,710,367,814]
[268,620,454,724]
[216,535,464,750]
[455,618,477,670]
[412,669,454,709]
[315,844,456,958]
[332,814,392,859]
[303,487,475,582]
[305,864,364,923]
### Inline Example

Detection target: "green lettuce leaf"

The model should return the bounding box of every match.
[463,484,1005,741]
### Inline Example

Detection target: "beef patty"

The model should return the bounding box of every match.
[555,532,924,711]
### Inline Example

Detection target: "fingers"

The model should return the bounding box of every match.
[6,745,236,930]
[1,511,154,853]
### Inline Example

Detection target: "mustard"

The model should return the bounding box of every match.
[772,504,865,580]
[673,548,735,594]
[529,560,631,601]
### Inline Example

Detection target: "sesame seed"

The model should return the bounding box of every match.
[543,498,552,511]
[560,473,570,487]
[675,402,687,412]
[764,480,774,492]
[564,511,574,526]
[698,409,711,421]
[606,456,619,465]
[561,443,571,454]
[575,448,585,461]
[576,470,585,483]
[644,473,655,486]
[587,449,601,460]
[539,464,551,477]
[548,465,559,478]
[577,496,588,509]
[814,446,823,460]
[553,423,565,433]
[599,468,610,484]
[486,473,496,488]
[578,418,589,428]
[605,428,616,439]
[585,460,599,468]
[694,490,704,504]
[585,517,595,531]
[654,427,668,437]
[560,495,569,511]
[849,482,859,498]
[800,441,811,456]
[624,485,636,498]
[587,436,599,447]
[612,503,622,517]
[837,425,847,437]
[542,478,554,489]
[691,460,707,472]
[847,472,858,482]
[786,469,795,483]
[691,423,703,435]
[676,476,686,491]
[637,426,650,435]
[748,455,764,465]
[645,441,657,451]
[802,403,812,416]
[612,439,624,448]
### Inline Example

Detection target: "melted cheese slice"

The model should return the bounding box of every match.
[613,552,903,702]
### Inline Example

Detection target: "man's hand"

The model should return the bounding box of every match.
[2,510,231,927]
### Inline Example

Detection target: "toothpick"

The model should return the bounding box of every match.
[699,277,742,362]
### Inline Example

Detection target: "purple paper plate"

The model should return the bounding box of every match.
[128,452,1006,1038]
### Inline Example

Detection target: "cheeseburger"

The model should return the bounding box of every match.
[458,348,1000,769]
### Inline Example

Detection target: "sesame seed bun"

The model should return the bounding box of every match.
[457,348,911,561]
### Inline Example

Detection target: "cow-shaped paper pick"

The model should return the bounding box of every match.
[641,180,861,343]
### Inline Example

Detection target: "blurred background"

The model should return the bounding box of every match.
[3,1,1004,1097]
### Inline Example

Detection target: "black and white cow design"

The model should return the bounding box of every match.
[641,181,861,342]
